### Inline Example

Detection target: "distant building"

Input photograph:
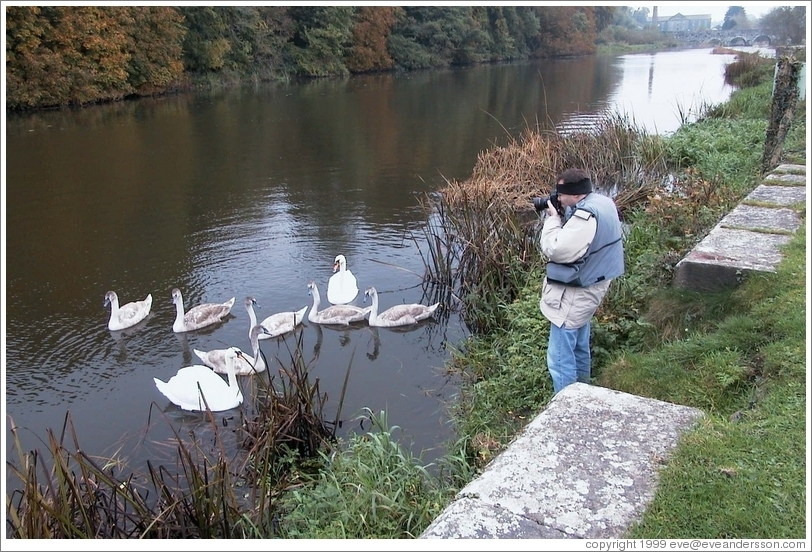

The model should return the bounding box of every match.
[647,13,712,32]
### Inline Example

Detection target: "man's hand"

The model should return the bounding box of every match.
[545,200,560,218]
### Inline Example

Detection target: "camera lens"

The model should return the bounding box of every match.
[533,196,549,211]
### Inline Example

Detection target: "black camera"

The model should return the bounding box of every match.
[532,193,562,215]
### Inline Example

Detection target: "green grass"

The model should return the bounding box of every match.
[276,409,458,539]
[620,231,806,539]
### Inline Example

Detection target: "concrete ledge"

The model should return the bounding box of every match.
[743,184,806,207]
[673,165,805,292]
[673,227,792,291]
[720,204,801,233]
[763,172,806,186]
[772,163,807,175]
[420,383,704,539]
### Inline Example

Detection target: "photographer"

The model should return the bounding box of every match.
[537,168,624,394]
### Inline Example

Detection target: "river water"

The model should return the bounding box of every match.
[4,48,764,476]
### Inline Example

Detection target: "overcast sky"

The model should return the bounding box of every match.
[622,2,789,24]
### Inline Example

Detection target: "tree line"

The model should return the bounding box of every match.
[5,5,616,110]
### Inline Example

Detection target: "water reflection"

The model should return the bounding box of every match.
[108,315,154,362]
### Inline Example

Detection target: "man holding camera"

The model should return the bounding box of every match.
[537,168,625,394]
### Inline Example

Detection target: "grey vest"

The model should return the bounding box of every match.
[546,193,625,287]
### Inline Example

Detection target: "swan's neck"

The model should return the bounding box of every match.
[368,293,378,323]
[247,304,257,328]
[174,297,186,324]
[311,287,321,314]
[250,334,263,365]
[226,354,239,389]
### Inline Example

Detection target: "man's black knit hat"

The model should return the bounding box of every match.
[556,168,593,195]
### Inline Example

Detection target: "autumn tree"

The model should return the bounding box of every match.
[121,6,186,94]
[472,6,539,61]
[387,6,489,69]
[533,6,598,57]
[345,6,403,73]
[177,6,231,72]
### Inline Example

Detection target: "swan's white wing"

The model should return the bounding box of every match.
[375,303,438,326]
[261,307,308,336]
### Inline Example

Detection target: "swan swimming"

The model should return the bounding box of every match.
[171,288,235,333]
[153,347,245,412]
[327,254,358,305]
[307,281,371,325]
[103,290,152,331]
[193,323,271,375]
[244,296,307,339]
[363,286,440,328]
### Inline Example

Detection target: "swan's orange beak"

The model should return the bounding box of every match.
[333,261,340,272]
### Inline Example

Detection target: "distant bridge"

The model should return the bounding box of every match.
[666,28,776,47]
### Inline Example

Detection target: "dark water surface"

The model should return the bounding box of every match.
[4,48,751,476]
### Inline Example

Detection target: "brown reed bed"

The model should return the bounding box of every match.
[5,328,342,538]
[417,113,670,333]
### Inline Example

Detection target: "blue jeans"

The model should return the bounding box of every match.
[547,321,592,394]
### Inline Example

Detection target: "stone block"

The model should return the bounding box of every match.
[763,173,806,186]
[720,204,801,233]
[773,163,807,174]
[420,384,703,540]
[743,185,806,207]
[673,227,791,292]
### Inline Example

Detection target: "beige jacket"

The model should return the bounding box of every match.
[539,209,611,329]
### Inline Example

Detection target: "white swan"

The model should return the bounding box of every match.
[363,286,440,328]
[153,347,244,412]
[244,296,307,339]
[193,324,271,376]
[307,281,371,325]
[327,254,358,305]
[171,288,235,333]
[103,290,152,331]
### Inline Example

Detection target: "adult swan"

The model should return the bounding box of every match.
[153,347,245,412]
[327,254,358,305]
